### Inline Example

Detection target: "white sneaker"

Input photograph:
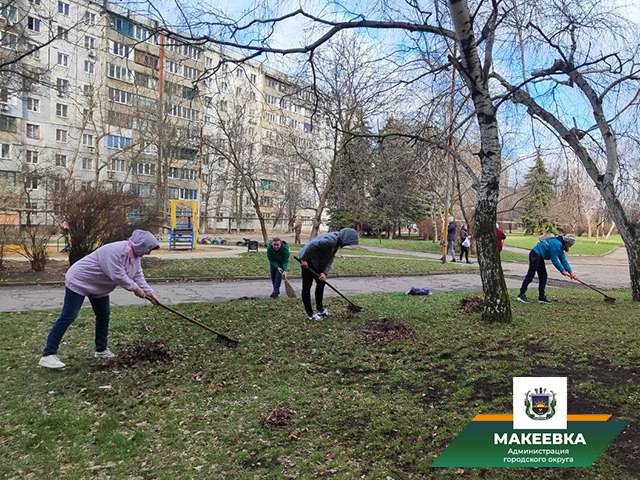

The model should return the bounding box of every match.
[39,355,66,369]
[308,313,323,321]
[94,348,116,359]
[317,308,329,317]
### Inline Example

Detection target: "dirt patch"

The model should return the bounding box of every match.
[473,377,511,403]
[240,455,281,469]
[458,296,484,314]
[361,317,414,343]
[0,259,67,284]
[259,407,296,427]
[97,339,179,369]
[610,422,640,478]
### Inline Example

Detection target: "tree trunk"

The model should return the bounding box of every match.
[310,193,328,239]
[448,0,512,322]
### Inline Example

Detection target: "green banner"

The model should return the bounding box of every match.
[432,421,627,467]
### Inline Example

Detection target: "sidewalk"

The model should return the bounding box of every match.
[0,273,523,312]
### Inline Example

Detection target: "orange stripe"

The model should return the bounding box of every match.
[568,414,611,422]
[473,414,513,421]
[472,414,611,422]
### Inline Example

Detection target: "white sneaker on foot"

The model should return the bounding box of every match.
[94,348,116,359]
[39,355,66,369]
[308,313,323,321]
[317,308,329,317]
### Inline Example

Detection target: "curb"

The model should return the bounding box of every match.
[0,269,478,288]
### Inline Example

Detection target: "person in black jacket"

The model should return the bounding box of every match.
[298,228,359,321]
[447,217,457,262]
[459,225,471,263]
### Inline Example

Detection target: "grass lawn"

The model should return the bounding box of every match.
[1,289,638,479]
[360,237,444,254]
[143,251,471,280]
[504,234,624,256]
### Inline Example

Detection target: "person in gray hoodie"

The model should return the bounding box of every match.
[298,228,359,321]
[38,230,160,369]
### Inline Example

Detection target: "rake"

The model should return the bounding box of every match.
[294,256,363,313]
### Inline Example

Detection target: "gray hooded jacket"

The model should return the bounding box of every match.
[299,228,359,274]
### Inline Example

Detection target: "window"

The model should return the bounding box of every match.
[107,135,131,150]
[183,66,201,80]
[80,181,92,190]
[26,98,40,112]
[107,64,134,83]
[25,201,38,210]
[0,170,16,185]
[261,179,272,190]
[55,154,67,167]
[110,15,134,37]
[1,5,17,22]
[57,52,69,66]
[1,32,16,49]
[134,162,155,175]
[56,129,68,143]
[304,122,313,134]
[84,11,96,25]
[56,78,70,93]
[26,123,40,139]
[134,49,159,69]
[83,84,93,96]
[250,73,257,83]
[0,143,9,158]
[168,167,179,178]
[109,40,131,58]
[81,158,93,170]
[108,87,131,104]
[57,26,69,41]
[27,16,41,32]
[167,61,181,75]
[0,115,16,132]
[28,0,41,4]
[82,133,94,147]
[55,103,68,118]
[26,150,38,163]
[219,81,228,92]
[84,60,95,74]
[28,43,40,59]
[58,1,70,16]
[84,35,96,49]
[110,158,127,171]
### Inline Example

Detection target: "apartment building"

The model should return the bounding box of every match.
[0,0,331,230]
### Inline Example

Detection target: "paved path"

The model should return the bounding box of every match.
[0,246,630,313]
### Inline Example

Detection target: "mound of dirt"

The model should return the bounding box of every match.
[459,296,484,313]
[100,339,178,369]
[260,407,296,427]
[361,317,414,343]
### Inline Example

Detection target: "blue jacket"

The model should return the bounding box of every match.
[299,228,359,274]
[533,238,572,273]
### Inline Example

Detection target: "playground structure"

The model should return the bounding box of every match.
[169,200,198,250]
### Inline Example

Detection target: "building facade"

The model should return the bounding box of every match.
[0,0,331,231]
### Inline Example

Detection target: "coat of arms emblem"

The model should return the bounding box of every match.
[524,388,557,420]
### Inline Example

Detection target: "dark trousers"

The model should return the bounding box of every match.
[519,251,548,297]
[301,266,325,316]
[43,287,111,356]
[270,265,282,296]
[459,246,469,262]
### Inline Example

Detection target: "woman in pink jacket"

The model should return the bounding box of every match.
[39,230,160,369]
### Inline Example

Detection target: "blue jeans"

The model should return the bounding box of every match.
[519,251,548,298]
[270,265,282,297]
[43,287,111,356]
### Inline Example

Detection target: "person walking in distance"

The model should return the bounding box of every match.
[38,230,160,369]
[447,217,457,262]
[517,234,578,304]
[496,223,507,253]
[459,224,471,263]
[294,217,303,244]
[266,237,290,299]
[298,228,359,321]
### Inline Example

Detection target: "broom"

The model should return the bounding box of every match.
[283,273,297,298]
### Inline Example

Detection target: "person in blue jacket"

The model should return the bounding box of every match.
[298,228,359,321]
[517,234,578,304]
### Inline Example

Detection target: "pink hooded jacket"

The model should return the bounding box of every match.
[65,230,159,298]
